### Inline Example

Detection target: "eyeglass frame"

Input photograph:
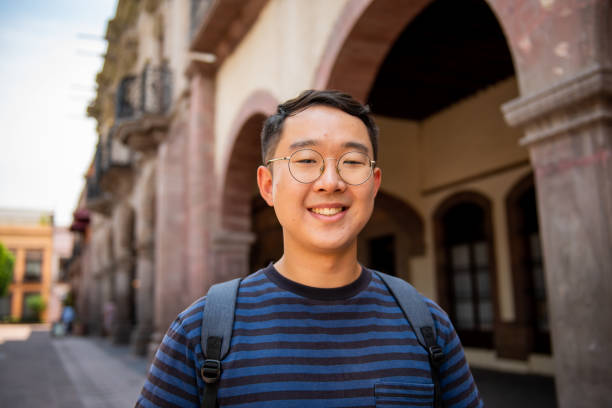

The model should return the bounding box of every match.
[265,148,377,186]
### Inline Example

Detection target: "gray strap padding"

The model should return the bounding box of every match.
[201,277,242,359]
[374,271,436,348]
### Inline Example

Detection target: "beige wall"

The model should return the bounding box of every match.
[214,0,350,176]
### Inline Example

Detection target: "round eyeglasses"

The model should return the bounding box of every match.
[266,148,376,185]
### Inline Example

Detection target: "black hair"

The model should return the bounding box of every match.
[260,89,378,163]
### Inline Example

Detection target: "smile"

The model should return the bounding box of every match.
[309,207,346,216]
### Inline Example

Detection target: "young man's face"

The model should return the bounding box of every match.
[257,105,381,255]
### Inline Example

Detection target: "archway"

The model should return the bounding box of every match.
[216,91,279,279]
[316,0,523,357]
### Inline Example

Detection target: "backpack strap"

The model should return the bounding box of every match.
[200,277,242,408]
[374,271,445,408]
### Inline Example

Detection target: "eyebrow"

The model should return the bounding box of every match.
[288,139,370,154]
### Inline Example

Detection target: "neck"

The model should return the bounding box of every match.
[274,240,361,288]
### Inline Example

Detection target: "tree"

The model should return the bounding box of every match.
[25,294,46,322]
[0,243,14,297]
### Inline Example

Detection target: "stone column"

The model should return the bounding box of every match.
[151,112,189,356]
[503,66,612,407]
[131,160,157,355]
[186,72,215,297]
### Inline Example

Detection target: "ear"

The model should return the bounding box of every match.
[257,165,274,206]
[372,167,382,197]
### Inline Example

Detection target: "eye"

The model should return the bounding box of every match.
[342,159,366,166]
[295,158,317,164]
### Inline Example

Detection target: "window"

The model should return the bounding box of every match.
[434,194,497,349]
[24,250,43,282]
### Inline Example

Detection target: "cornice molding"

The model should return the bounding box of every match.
[502,65,612,146]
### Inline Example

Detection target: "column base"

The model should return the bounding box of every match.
[131,324,153,356]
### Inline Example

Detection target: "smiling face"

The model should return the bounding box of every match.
[257,105,381,256]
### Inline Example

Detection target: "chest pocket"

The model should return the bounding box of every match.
[375,382,434,407]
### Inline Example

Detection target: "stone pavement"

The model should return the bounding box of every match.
[0,324,148,407]
[0,324,558,407]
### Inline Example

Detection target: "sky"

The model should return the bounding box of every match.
[0,0,117,227]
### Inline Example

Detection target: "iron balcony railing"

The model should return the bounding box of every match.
[115,63,172,121]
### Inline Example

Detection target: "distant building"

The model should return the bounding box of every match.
[0,209,54,322]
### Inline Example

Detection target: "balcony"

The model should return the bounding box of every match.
[99,128,133,196]
[115,63,172,152]
[86,130,133,213]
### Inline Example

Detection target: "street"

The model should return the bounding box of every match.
[0,325,148,407]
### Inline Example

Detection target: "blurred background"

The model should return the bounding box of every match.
[1,1,611,407]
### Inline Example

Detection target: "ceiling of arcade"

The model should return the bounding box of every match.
[367,0,515,120]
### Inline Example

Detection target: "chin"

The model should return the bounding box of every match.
[305,235,357,253]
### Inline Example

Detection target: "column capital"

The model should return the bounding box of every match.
[502,65,612,146]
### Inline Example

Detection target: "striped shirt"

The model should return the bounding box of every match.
[137,265,483,407]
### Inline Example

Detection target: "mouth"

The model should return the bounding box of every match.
[308,206,348,216]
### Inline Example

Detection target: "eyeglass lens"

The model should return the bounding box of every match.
[288,149,372,185]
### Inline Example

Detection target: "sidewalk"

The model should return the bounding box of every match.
[52,335,149,407]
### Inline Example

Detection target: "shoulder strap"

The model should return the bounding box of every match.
[200,277,242,408]
[374,271,445,408]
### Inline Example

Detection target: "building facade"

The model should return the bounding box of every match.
[72,1,612,406]
[0,209,54,322]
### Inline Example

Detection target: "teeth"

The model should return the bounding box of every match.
[311,207,343,216]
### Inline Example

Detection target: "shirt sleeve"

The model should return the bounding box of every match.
[136,314,202,407]
[427,299,484,408]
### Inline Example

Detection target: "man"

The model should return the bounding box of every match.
[137,90,483,407]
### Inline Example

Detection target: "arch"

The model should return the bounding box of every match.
[219,90,278,233]
[433,190,499,349]
[219,90,278,187]
[314,0,520,102]
[358,190,425,280]
[368,190,425,255]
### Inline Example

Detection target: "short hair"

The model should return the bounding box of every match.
[260,90,379,163]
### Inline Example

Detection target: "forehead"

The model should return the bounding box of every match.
[277,105,372,155]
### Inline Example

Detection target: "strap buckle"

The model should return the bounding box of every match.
[427,345,444,366]
[201,359,221,384]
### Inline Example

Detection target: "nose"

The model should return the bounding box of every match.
[313,157,346,192]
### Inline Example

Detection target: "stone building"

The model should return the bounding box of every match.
[73,0,611,406]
